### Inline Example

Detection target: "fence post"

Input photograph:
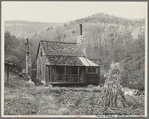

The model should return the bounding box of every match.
[7,65,10,84]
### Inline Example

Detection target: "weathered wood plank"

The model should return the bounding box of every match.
[45,66,49,82]
[50,66,52,84]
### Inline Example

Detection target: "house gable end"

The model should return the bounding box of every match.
[40,41,51,65]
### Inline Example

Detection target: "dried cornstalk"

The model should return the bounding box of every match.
[98,62,128,108]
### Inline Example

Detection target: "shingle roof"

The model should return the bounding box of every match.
[41,41,85,56]
[46,55,99,66]
[40,41,99,66]
[46,56,82,66]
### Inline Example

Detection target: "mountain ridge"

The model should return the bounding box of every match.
[5,20,63,25]
[4,13,145,39]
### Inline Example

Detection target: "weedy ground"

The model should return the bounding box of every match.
[4,73,145,115]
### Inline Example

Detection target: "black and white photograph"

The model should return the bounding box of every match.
[1,1,148,118]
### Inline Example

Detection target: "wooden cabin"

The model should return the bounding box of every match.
[35,24,100,86]
[36,40,100,86]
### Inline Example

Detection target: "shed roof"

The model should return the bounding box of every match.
[41,41,85,57]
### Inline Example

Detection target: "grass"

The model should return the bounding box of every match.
[4,73,145,116]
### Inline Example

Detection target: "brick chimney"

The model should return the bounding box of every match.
[80,24,82,35]
[77,24,87,57]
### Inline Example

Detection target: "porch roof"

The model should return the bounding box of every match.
[46,55,99,67]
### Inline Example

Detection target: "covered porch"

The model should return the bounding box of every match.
[46,65,86,84]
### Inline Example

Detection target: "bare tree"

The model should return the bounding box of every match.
[55,27,65,42]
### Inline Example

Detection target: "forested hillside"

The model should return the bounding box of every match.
[5,20,63,38]
[5,13,145,90]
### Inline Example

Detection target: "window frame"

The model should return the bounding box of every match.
[87,67,97,74]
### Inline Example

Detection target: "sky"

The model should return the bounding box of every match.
[2,2,147,23]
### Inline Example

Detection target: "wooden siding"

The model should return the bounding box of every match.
[37,43,48,81]
[45,65,49,83]
[86,74,99,85]
[86,67,100,85]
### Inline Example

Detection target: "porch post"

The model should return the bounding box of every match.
[54,66,56,82]
[78,66,80,83]
[65,66,66,82]
[98,67,100,84]
[86,67,88,73]
[50,66,52,84]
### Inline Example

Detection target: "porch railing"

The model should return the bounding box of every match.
[51,74,86,83]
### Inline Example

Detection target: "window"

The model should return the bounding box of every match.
[66,66,72,75]
[56,66,65,81]
[87,67,97,73]
[72,66,78,74]
[56,66,64,74]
